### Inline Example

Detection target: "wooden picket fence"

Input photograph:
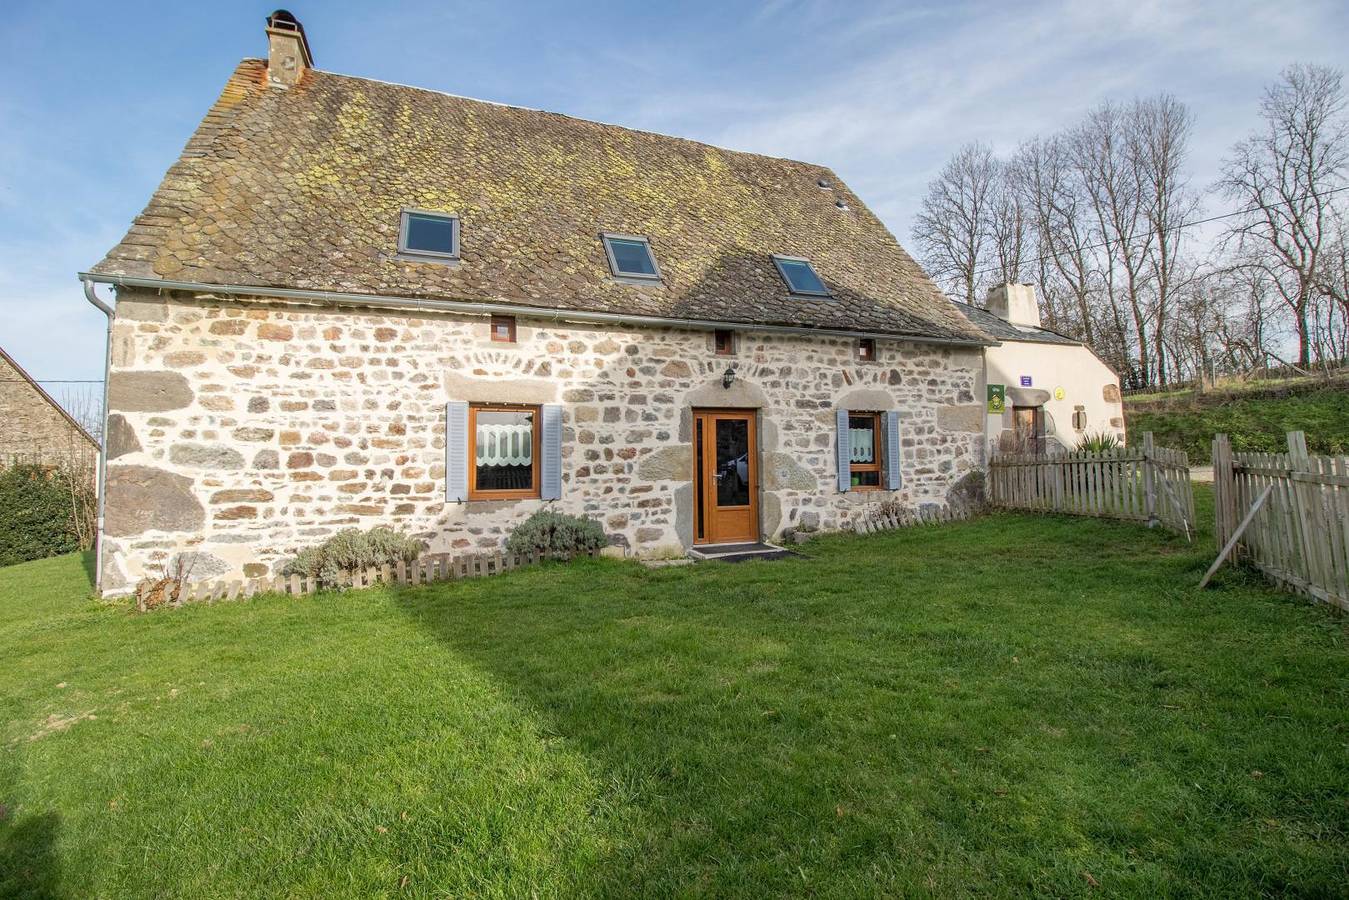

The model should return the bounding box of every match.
[853,502,977,535]
[1212,432,1349,611]
[988,432,1195,537]
[135,548,599,610]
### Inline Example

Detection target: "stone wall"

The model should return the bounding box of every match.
[0,350,99,470]
[99,289,985,595]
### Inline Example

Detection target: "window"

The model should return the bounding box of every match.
[468,404,540,499]
[602,233,661,279]
[772,255,829,296]
[1072,406,1087,431]
[714,329,735,356]
[490,315,516,343]
[399,209,459,260]
[848,412,883,489]
[857,338,875,361]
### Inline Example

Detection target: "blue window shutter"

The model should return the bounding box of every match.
[836,408,851,492]
[445,401,469,502]
[541,404,563,501]
[885,410,902,490]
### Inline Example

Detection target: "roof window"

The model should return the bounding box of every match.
[602,234,661,280]
[772,255,829,296]
[398,209,459,260]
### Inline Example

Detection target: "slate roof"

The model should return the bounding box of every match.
[950,301,1081,347]
[92,60,989,344]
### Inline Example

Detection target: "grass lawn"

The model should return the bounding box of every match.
[2,491,1347,897]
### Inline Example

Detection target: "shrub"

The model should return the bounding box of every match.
[1078,431,1123,453]
[505,509,606,560]
[0,463,83,567]
[282,526,424,586]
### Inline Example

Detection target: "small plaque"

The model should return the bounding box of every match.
[987,384,1005,414]
[1019,375,1033,387]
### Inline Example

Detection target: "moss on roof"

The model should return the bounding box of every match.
[93,60,989,343]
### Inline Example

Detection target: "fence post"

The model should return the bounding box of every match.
[1211,433,1235,553]
[1285,430,1319,597]
[1142,431,1157,528]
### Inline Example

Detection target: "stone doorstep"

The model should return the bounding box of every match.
[686,541,796,563]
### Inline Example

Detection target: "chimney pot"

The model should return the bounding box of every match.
[985,283,1042,329]
[265,9,313,88]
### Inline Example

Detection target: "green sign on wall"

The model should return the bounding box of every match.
[987,384,1005,414]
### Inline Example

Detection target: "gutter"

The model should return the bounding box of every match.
[82,278,115,594]
[78,272,996,349]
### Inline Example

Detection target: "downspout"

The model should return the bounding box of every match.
[82,278,114,595]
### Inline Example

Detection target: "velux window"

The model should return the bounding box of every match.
[399,209,459,260]
[772,255,829,296]
[602,233,661,279]
[469,404,540,499]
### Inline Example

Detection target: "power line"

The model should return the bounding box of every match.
[0,379,104,384]
[969,182,1349,279]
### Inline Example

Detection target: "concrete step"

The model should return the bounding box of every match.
[688,542,796,563]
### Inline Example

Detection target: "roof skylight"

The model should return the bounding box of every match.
[398,209,459,260]
[602,234,661,280]
[772,255,829,296]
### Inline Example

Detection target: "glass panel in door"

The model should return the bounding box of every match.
[715,418,750,507]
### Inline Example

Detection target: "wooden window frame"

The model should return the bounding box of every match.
[849,410,884,491]
[857,338,876,361]
[713,328,735,356]
[490,314,517,343]
[467,403,541,501]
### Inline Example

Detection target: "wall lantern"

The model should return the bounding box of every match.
[722,365,737,389]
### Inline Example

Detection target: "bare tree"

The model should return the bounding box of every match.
[1011,135,1098,343]
[1217,64,1349,367]
[59,384,104,444]
[986,159,1027,287]
[1132,95,1200,386]
[1071,101,1157,388]
[913,142,998,303]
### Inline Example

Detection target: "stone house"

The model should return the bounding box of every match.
[82,12,994,595]
[956,285,1125,455]
[0,345,100,472]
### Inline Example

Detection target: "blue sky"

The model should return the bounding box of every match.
[1,0,1346,397]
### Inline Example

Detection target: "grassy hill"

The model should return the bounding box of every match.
[1126,375,1349,459]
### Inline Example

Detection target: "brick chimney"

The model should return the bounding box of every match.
[985,283,1042,329]
[265,10,313,88]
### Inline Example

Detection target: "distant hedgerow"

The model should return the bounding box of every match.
[0,463,83,566]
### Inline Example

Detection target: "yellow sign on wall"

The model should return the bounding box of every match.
[1054,386,1066,401]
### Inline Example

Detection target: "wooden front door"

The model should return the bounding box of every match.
[1012,405,1046,455]
[693,409,759,545]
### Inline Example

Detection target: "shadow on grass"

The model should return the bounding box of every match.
[388,557,838,895]
[0,808,63,900]
[78,551,95,591]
